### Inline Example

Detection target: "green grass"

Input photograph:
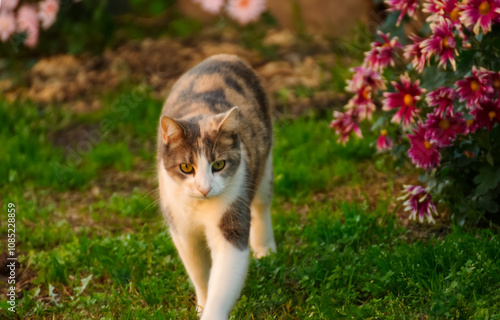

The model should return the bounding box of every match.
[1,92,500,319]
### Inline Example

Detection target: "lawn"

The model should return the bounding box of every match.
[1,87,500,319]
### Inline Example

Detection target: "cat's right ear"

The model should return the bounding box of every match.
[160,116,185,144]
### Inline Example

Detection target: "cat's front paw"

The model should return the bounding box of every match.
[252,242,277,259]
[199,310,227,320]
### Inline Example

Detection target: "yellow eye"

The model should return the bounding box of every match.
[212,160,225,172]
[180,163,194,174]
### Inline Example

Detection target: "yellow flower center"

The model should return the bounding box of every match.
[442,36,452,49]
[239,0,250,8]
[424,141,432,149]
[464,151,473,158]
[381,129,388,136]
[493,78,500,91]
[404,94,415,106]
[479,2,491,15]
[470,80,481,92]
[361,87,371,100]
[466,119,474,126]
[439,119,450,130]
[489,111,496,120]
[450,8,460,21]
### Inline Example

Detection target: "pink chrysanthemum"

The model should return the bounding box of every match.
[0,11,16,42]
[363,31,402,71]
[460,0,500,35]
[345,86,377,121]
[456,67,491,108]
[385,0,420,26]
[477,68,500,97]
[38,0,59,30]
[382,73,424,127]
[426,87,456,116]
[407,123,441,170]
[421,18,458,70]
[17,5,39,48]
[1,0,19,11]
[330,109,362,144]
[424,0,462,28]
[194,0,225,14]
[403,34,428,73]
[423,0,443,16]
[465,118,479,133]
[226,0,266,25]
[470,98,500,130]
[424,111,467,147]
[399,185,438,223]
[376,129,393,151]
[345,66,386,93]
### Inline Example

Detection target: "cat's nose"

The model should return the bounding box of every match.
[197,186,212,197]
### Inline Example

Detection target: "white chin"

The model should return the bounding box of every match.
[190,192,212,199]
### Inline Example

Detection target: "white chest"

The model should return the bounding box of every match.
[157,157,247,235]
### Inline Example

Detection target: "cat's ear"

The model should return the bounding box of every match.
[160,116,185,144]
[217,106,239,133]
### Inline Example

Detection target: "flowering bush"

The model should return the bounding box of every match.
[331,0,500,225]
[0,0,60,48]
[194,0,266,25]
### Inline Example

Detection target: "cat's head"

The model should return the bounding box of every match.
[159,107,242,199]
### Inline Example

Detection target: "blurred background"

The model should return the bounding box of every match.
[0,0,394,112]
[5,0,499,319]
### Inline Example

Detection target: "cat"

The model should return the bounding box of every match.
[157,54,277,320]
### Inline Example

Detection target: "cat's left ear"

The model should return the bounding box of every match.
[160,116,185,144]
[217,106,239,133]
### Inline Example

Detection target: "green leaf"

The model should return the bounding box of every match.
[486,152,494,166]
[478,196,500,213]
[473,166,500,196]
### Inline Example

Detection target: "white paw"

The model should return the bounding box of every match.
[252,242,277,259]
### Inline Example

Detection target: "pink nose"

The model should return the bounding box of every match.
[197,186,212,197]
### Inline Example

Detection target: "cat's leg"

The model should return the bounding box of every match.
[170,232,211,314]
[250,152,277,259]
[201,227,250,320]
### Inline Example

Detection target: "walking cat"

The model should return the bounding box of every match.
[157,54,277,320]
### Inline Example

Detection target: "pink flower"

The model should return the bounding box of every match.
[460,0,500,35]
[38,0,59,30]
[477,68,500,97]
[330,109,362,144]
[345,86,376,120]
[407,123,441,170]
[424,111,467,147]
[456,67,491,108]
[399,185,438,223]
[345,66,386,93]
[421,18,458,70]
[0,11,16,42]
[1,0,19,12]
[423,0,443,16]
[194,0,225,14]
[426,87,456,116]
[376,129,393,151]
[385,0,420,26]
[382,73,424,127]
[362,31,402,71]
[465,118,479,133]
[403,34,428,73]
[424,0,462,28]
[470,98,500,130]
[226,0,266,25]
[17,5,39,48]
